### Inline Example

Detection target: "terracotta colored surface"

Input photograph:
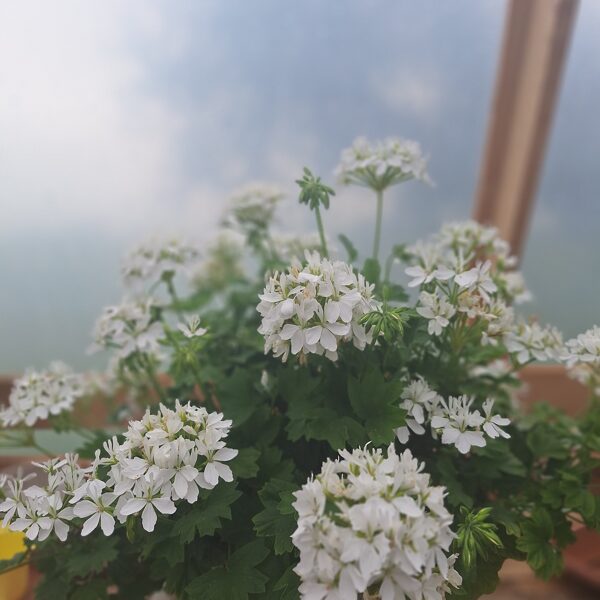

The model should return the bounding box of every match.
[486,560,598,599]
[518,364,589,415]
[563,529,600,590]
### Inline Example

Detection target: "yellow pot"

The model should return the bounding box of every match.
[0,526,28,600]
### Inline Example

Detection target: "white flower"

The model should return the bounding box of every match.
[271,232,326,263]
[201,447,238,488]
[73,486,117,536]
[335,137,431,191]
[431,396,489,454]
[454,261,497,303]
[44,494,73,542]
[561,326,600,393]
[504,321,563,364]
[224,182,283,233]
[395,378,442,444]
[10,500,52,541]
[191,231,245,291]
[501,271,532,304]
[403,221,527,335]
[404,243,454,288]
[122,237,201,290]
[119,480,176,533]
[481,302,515,346]
[0,402,238,543]
[90,298,164,360]
[178,315,207,338]
[416,291,456,336]
[0,362,85,428]
[292,445,459,599]
[437,221,513,265]
[482,399,511,439]
[562,325,600,367]
[257,251,380,362]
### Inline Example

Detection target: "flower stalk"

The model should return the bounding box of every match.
[372,188,384,262]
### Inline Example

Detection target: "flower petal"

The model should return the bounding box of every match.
[81,513,100,537]
[141,503,157,532]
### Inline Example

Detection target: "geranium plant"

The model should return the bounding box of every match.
[2,137,600,600]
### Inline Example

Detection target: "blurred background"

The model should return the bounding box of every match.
[1,0,599,374]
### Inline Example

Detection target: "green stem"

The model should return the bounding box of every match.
[372,189,384,262]
[165,277,185,320]
[137,354,167,402]
[383,252,395,284]
[314,206,328,258]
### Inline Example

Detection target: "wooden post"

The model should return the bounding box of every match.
[473,0,579,258]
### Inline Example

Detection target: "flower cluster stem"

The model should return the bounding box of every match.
[314,205,329,258]
[166,277,185,320]
[138,354,167,402]
[372,189,384,262]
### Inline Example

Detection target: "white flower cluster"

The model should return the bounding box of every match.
[1,456,82,541]
[562,326,600,395]
[504,321,563,364]
[271,232,327,263]
[224,182,283,232]
[0,362,85,427]
[90,298,164,361]
[292,444,461,600]
[404,221,563,366]
[396,379,510,455]
[0,401,237,541]
[191,231,245,291]
[335,136,431,191]
[563,325,600,367]
[122,237,201,289]
[257,251,379,362]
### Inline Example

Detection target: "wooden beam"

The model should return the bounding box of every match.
[473,0,579,257]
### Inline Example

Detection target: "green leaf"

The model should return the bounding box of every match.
[338,234,358,263]
[527,426,569,460]
[516,507,563,579]
[35,575,71,600]
[580,490,597,520]
[304,410,364,450]
[175,483,242,544]
[450,551,504,600]
[216,369,263,426]
[296,168,335,211]
[273,566,300,600]
[348,367,404,445]
[186,541,269,600]
[454,507,503,569]
[258,446,296,482]
[70,580,109,600]
[253,479,298,555]
[231,447,261,479]
[382,282,408,303]
[66,535,118,579]
[0,551,27,575]
[362,257,381,286]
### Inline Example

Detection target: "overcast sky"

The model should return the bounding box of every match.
[1,0,599,372]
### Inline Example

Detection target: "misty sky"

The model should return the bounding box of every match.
[1,0,599,373]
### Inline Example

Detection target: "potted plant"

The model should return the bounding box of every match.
[1,137,600,600]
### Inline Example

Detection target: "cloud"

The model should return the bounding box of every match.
[370,68,442,120]
[0,2,201,237]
